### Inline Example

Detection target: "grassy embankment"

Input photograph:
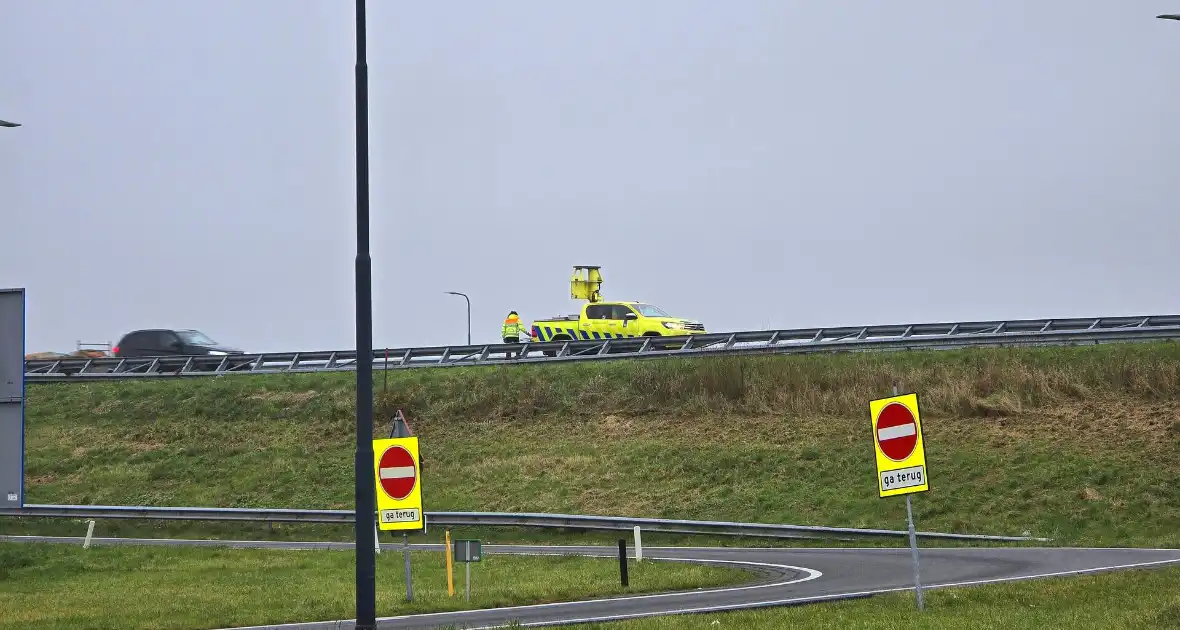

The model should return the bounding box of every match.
[7,341,1180,628]
[0,541,746,630]
[7,341,1180,547]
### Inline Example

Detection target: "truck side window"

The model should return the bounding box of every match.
[586,305,609,319]
[610,305,634,320]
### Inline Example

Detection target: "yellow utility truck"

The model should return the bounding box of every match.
[528,266,706,345]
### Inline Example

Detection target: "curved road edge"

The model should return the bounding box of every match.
[5,536,1180,630]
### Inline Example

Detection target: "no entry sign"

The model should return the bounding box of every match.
[372,436,425,531]
[875,402,918,461]
[868,393,929,498]
[379,445,417,500]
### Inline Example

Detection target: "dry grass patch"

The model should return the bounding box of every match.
[245,389,319,405]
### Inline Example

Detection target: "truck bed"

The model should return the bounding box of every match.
[534,314,580,322]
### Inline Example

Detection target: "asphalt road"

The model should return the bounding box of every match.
[6,536,1180,629]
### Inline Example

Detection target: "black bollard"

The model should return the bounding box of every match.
[618,538,629,587]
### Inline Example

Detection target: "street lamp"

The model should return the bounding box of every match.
[0,120,19,128]
[352,1,377,629]
[444,292,472,345]
[1159,14,1180,20]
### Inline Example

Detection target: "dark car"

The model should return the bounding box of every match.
[112,329,244,358]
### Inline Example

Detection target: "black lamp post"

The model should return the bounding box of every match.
[353,0,376,628]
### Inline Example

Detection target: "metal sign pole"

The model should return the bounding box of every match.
[465,541,472,602]
[894,383,925,611]
[403,532,413,601]
[906,494,926,610]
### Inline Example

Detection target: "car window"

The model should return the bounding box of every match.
[586,305,610,319]
[177,330,217,345]
[118,332,142,348]
[609,305,634,320]
[632,303,670,318]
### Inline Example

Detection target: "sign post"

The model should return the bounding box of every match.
[373,436,425,602]
[453,539,482,602]
[869,387,929,611]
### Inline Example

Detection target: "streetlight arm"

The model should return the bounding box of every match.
[0,120,20,128]
[444,292,472,345]
[1158,14,1180,20]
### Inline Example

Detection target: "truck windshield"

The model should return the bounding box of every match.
[632,303,671,317]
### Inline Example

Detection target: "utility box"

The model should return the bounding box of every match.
[0,289,21,402]
[453,539,482,563]
[0,288,25,508]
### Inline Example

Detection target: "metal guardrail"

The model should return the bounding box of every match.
[22,314,1180,382]
[0,504,1046,542]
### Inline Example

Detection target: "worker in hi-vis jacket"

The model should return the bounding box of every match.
[502,311,528,358]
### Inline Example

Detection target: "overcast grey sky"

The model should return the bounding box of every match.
[3,1,1179,353]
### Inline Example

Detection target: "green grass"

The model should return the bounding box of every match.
[8,343,1180,627]
[578,565,1180,629]
[9,341,1180,548]
[0,541,749,629]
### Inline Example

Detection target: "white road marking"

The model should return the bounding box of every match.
[9,535,1177,630]
[459,557,1180,629]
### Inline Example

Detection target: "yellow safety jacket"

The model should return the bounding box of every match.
[502,316,527,340]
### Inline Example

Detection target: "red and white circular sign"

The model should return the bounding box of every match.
[378,445,417,500]
[875,402,918,461]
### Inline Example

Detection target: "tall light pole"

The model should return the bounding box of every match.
[444,292,471,345]
[353,0,377,628]
[0,120,19,128]
[1159,14,1180,20]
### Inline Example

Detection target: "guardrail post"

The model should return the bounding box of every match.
[82,519,95,549]
[617,538,629,587]
[633,525,642,563]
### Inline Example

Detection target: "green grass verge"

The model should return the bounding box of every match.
[0,542,749,630]
[578,565,1180,629]
[8,341,1180,548]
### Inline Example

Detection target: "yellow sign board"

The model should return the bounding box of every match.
[372,436,424,531]
[869,393,929,498]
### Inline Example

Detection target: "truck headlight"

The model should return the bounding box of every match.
[662,321,684,330]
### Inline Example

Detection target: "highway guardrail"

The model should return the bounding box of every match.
[0,503,1047,542]
[22,314,1180,382]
